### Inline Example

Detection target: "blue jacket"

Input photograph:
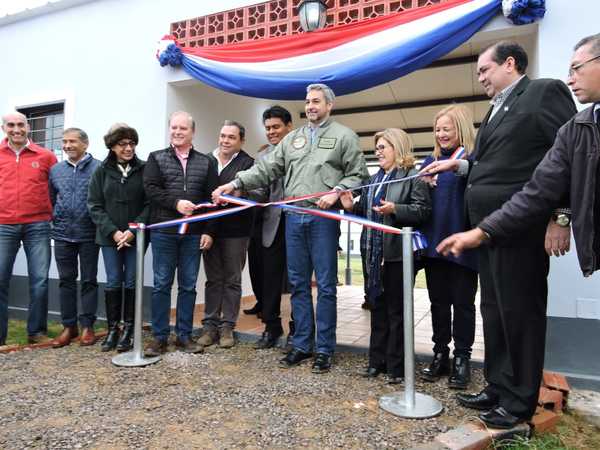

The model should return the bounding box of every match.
[420,151,477,272]
[49,154,101,242]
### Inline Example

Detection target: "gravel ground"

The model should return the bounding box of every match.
[0,336,485,449]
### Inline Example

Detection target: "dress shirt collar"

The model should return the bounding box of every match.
[490,75,526,108]
[213,148,240,174]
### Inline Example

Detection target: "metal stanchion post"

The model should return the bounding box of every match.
[379,227,443,418]
[113,224,161,367]
[345,220,352,285]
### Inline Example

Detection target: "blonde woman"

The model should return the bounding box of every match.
[419,105,478,389]
[341,128,430,384]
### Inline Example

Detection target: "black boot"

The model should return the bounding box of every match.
[421,352,450,382]
[448,356,471,389]
[117,288,135,352]
[101,289,122,352]
[254,325,283,350]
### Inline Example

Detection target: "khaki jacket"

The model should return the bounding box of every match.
[236,119,369,207]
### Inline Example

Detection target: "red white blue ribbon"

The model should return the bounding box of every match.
[220,194,405,235]
[157,0,501,99]
[130,172,430,248]
[450,146,466,160]
[129,204,253,232]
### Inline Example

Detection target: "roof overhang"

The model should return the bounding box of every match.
[0,0,98,27]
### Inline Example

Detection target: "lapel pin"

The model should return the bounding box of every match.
[504,106,509,112]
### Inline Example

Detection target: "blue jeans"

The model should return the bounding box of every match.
[54,240,99,328]
[150,232,201,341]
[101,246,137,290]
[0,221,51,343]
[285,212,339,355]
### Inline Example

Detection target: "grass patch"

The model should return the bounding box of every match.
[337,254,427,289]
[5,319,106,346]
[494,411,600,450]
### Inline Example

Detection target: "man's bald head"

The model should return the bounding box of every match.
[1,112,29,148]
[2,111,27,125]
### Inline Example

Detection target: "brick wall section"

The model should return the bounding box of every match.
[171,0,451,48]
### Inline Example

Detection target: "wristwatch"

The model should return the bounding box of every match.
[552,208,571,227]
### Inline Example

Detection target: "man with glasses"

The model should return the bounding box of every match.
[421,42,576,429]
[144,111,218,356]
[0,111,57,346]
[438,33,600,332]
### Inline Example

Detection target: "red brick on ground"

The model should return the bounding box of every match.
[433,422,530,450]
[529,406,560,434]
[434,423,492,450]
[538,386,565,414]
[542,371,571,395]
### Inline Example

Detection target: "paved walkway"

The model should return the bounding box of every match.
[185,285,484,361]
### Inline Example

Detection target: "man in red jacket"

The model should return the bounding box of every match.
[0,111,57,346]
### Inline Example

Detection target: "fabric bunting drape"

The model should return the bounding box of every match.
[157,0,545,99]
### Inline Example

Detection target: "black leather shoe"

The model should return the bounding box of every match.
[361,366,385,378]
[421,352,450,382]
[480,406,525,429]
[386,374,404,385]
[116,323,133,353]
[243,304,262,316]
[456,390,499,410]
[254,330,282,350]
[279,348,313,368]
[448,356,471,389]
[101,327,120,352]
[281,334,294,354]
[312,353,332,374]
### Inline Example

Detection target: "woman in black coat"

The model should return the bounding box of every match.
[341,128,430,383]
[88,123,149,352]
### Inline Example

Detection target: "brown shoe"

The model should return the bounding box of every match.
[219,327,235,349]
[79,327,96,346]
[51,327,78,348]
[197,328,218,347]
[28,334,51,345]
[175,337,204,354]
[145,338,168,357]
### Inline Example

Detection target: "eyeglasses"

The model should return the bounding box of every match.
[374,144,390,154]
[568,54,600,77]
[116,140,136,148]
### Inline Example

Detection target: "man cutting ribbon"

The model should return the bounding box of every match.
[213,83,369,374]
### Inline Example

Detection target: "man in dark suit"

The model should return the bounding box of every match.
[253,106,294,350]
[422,41,576,428]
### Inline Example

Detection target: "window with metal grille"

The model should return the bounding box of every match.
[18,103,65,160]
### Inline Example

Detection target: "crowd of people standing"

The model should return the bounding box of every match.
[1,33,599,430]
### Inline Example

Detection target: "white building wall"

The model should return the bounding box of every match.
[0,0,262,161]
[1,0,264,298]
